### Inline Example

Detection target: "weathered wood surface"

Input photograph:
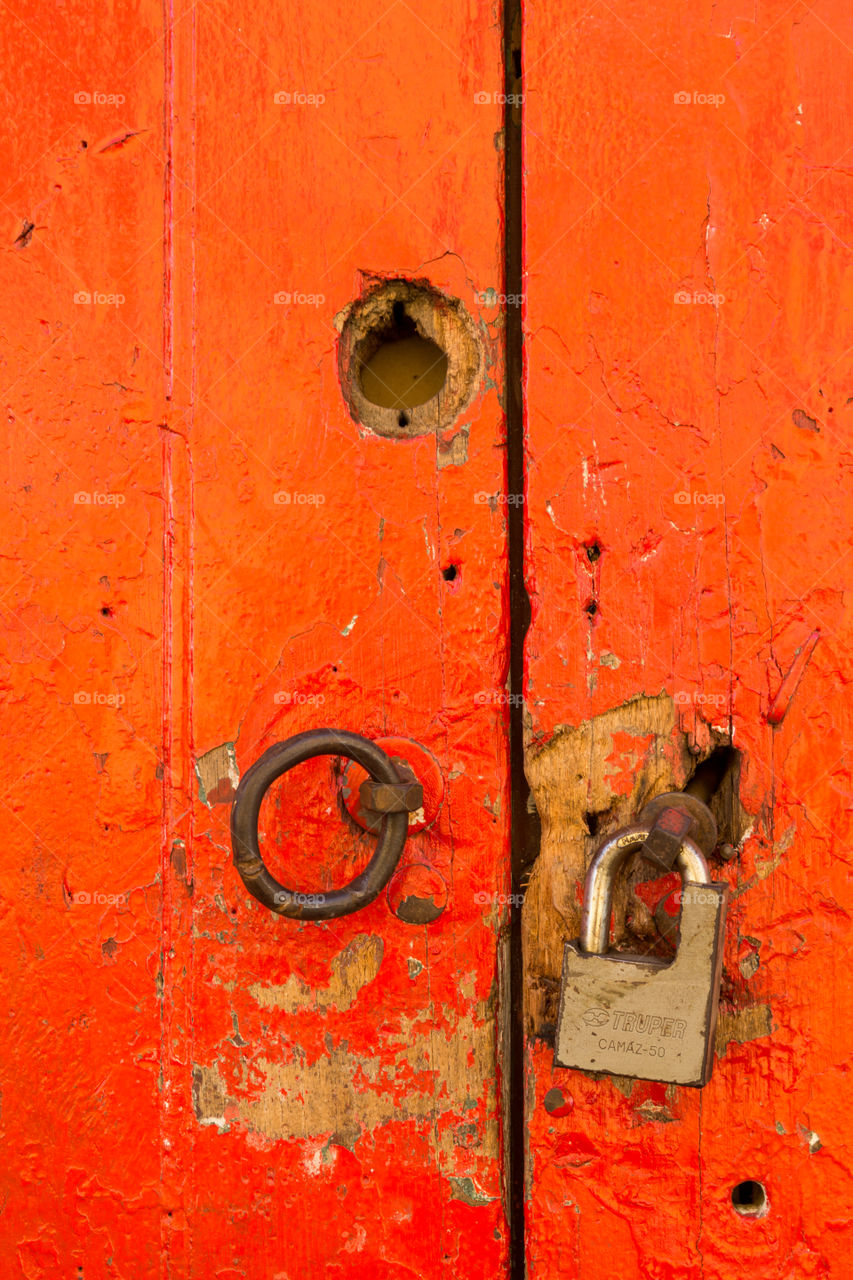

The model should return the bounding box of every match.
[0,3,510,1276]
[523,2,853,1275]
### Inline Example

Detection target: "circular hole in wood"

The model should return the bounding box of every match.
[338,278,482,438]
[360,300,448,409]
[731,1180,768,1216]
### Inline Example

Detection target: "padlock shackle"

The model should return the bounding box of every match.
[580,823,709,954]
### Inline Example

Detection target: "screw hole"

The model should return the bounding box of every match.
[731,1180,767,1216]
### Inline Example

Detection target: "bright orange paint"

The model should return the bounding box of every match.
[524,1,853,1275]
[3,0,852,1276]
[0,2,509,1276]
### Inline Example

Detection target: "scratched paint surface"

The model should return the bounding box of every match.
[523,1,853,1275]
[165,1,512,1278]
[0,3,167,1276]
[0,2,510,1278]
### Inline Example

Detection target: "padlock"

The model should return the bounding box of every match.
[554,823,728,1087]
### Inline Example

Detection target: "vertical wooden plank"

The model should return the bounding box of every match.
[168,2,511,1276]
[0,2,168,1274]
[523,1,853,1275]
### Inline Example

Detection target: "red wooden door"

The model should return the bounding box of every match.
[522,2,853,1276]
[0,3,510,1276]
[4,2,852,1277]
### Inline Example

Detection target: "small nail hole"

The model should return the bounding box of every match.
[584,541,602,563]
[584,599,598,618]
[398,411,409,427]
[100,606,113,617]
[583,811,601,836]
[442,564,458,582]
[731,1180,767,1216]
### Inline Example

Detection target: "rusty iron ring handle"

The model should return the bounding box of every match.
[230,728,410,920]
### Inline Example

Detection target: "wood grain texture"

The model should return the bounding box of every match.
[523,1,853,1275]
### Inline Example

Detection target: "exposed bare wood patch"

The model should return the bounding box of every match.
[192,1064,230,1132]
[449,1175,496,1205]
[523,695,700,1038]
[194,742,239,807]
[193,1002,499,1159]
[716,1003,773,1055]
[437,425,470,468]
[249,933,384,1014]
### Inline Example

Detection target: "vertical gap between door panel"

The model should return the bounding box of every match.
[503,2,536,1277]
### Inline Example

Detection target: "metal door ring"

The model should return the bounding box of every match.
[230,729,410,920]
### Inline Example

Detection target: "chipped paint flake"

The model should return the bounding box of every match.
[449,1175,496,1206]
[799,1127,822,1153]
[195,742,240,807]
[634,1100,677,1124]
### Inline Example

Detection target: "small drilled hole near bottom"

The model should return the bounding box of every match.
[731,1180,767,1216]
[398,412,409,427]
